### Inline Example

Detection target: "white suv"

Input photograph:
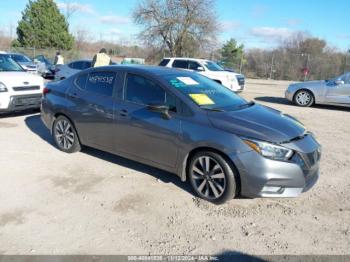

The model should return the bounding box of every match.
[159,57,245,92]
[0,54,44,113]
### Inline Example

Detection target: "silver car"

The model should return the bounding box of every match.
[286,72,350,107]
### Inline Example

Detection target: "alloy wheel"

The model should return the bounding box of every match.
[190,156,226,200]
[54,119,75,150]
[296,91,312,106]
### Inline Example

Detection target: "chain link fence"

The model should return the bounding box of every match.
[2,45,349,81]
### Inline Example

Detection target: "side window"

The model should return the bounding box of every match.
[159,59,170,66]
[74,62,86,70]
[172,60,189,69]
[85,71,116,97]
[125,74,165,105]
[75,73,88,89]
[68,62,76,69]
[188,61,202,71]
[84,61,92,69]
[165,92,177,112]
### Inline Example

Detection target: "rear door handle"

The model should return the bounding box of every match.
[68,93,78,99]
[119,109,128,117]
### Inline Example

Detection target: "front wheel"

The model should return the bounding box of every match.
[188,151,238,204]
[52,116,81,153]
[293,90,314,107]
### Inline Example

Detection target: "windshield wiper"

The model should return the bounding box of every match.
[238,101,255,109]
[200,106,224,112]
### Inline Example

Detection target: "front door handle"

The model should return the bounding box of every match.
[119,109,128,117]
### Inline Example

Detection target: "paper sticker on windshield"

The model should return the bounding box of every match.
[169,79,186,88]
[177,77,199,85]
[189,94,215,105]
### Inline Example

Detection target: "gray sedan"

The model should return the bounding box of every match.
[41,65,321,204]
[286,72,350,107]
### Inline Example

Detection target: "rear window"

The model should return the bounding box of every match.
[85,71,116,97]
[172,60,189,69]
[158,59,170,67]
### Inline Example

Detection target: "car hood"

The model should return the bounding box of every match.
[208,104,306,144]
[0,72,44,87]
[290,80,325,88]
[205,71,239,77]
[19,62,37,69]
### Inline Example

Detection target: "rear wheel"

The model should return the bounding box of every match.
[188,151,237,204]
[52,116,81,153]
[294,90,314,107]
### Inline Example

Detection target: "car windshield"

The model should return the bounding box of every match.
[11,54,32,63]
[0,55,24,72]
[203,61,225,71]
[164,73,248,111]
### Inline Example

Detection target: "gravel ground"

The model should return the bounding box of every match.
[0,79,349,256]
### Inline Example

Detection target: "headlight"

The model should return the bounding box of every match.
[0,82,8,92]
[242,138,294,161]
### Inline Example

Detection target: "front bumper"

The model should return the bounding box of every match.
[231,135,321,198]
[0,94,42,113]
[285,89,294,102]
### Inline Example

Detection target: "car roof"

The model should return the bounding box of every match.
[69,59,92,62]
[163,57,210,63]
[91,64,190,76]
[7,52,28,56]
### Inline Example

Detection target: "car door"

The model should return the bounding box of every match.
[325,73,350,104]
[67,70,121,149]
[114,73,181,168]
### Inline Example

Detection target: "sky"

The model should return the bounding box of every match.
[0,0,349,50]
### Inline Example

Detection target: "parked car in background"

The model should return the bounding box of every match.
[54,60,92,81]
[34,55,55,79]
[7,52,38,74]
[0,54,44,113]
[286,72,350,107]
[159,57,245,92]
[41,65,321,204]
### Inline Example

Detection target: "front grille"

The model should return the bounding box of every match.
[300,149,321,169]
[11,94,42,108]
[13,85,40,91]
[236,76,245,86]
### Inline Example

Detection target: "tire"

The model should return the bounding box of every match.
[52,115,81,153]
[293,89,314,107]
[188,151,237,204]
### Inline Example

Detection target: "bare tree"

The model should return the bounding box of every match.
[133,0,219,57]
[60,0,79,21]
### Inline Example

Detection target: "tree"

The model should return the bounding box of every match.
[133,0,219,57]
[299,38,326,55]
[220,38,244,69]
[14,0,74,49]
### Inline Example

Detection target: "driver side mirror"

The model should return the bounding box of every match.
[147,104,171,120]
[335,80,345,85]
[196,66,204,72]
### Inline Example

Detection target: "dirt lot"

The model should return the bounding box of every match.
[0,79,349,256]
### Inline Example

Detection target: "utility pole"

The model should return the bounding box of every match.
[269,52,275,79]
[301,53,310,81]
[344,49,350,73]
[239,53,243,74]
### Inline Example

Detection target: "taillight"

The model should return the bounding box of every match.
[43,87,51,95]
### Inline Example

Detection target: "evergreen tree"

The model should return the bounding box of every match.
[14,0,74,49]
[220,38,245,69]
